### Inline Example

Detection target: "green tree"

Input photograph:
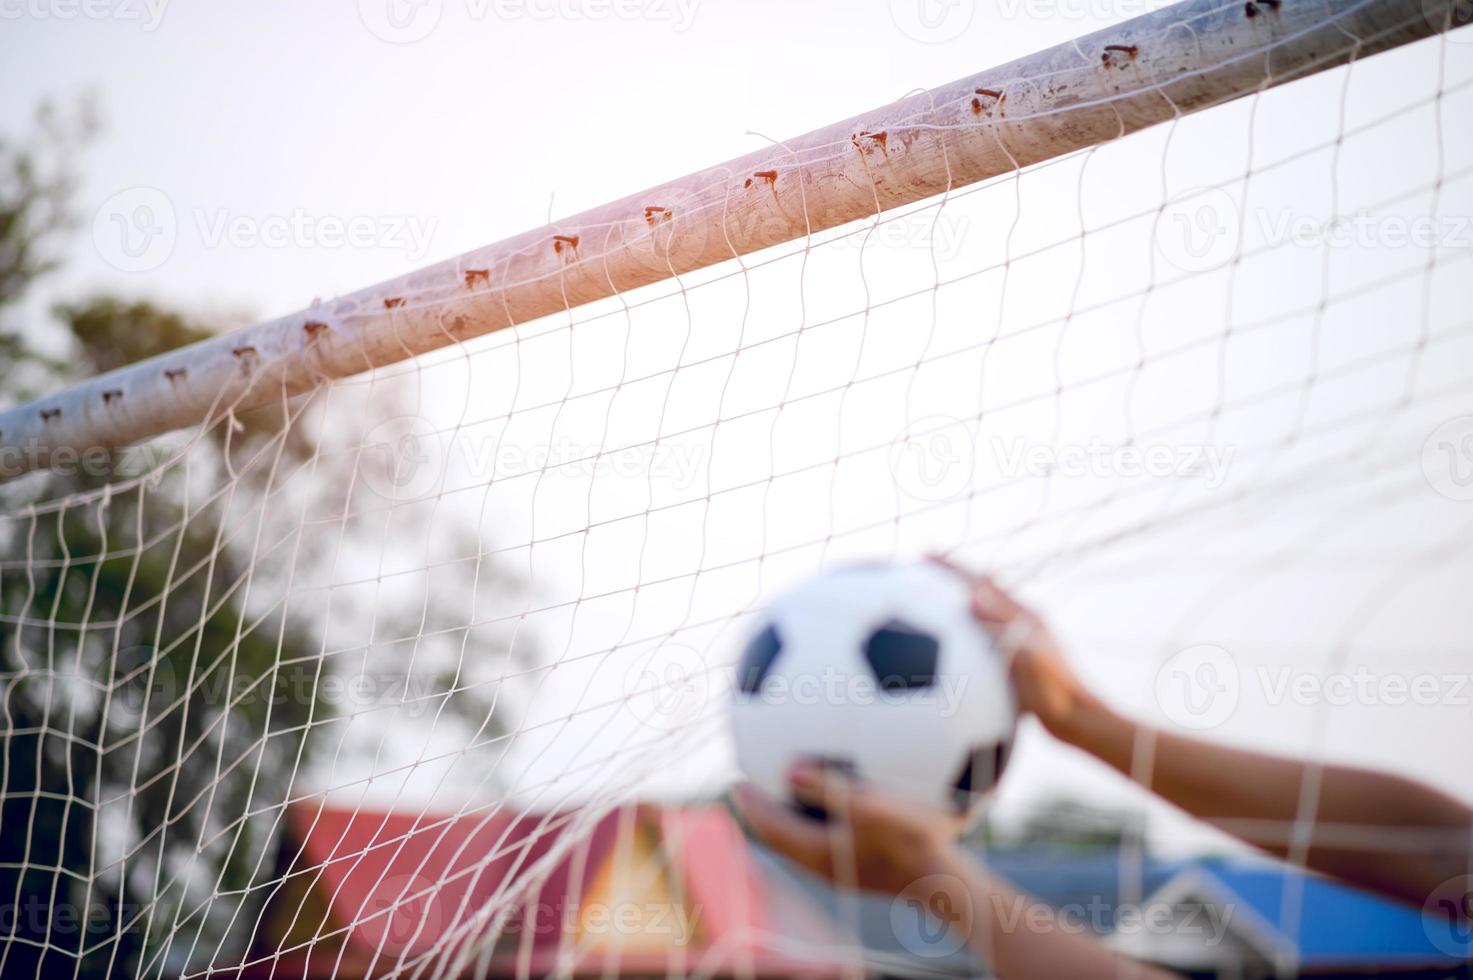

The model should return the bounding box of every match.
[0,106,535,978]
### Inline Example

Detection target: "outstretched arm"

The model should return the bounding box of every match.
[948,561,1473,911]
[733,763,1178,980]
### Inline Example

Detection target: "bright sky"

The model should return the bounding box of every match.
[3,0,1160,324]
[4,0,1472,858]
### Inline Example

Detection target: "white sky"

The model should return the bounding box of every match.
[4,0,1473,859]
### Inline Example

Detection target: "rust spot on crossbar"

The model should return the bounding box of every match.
[1101,44,1139,67]
[303,320,330,337]
[852,131,889,160]
[102,389,124,405]
[972,88,1006,115]
[464,268,490,289]
[745,169,778,190]
[383,296,405,309]
[644,206,673,226]
[1244,0,1280,16]
[40,407,61,422]
[553,234,580,257]
[164,367,188,382]
[233,346,259,374]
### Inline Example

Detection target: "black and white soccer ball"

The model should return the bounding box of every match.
[730,561,1016,817]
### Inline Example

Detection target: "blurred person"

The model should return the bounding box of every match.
[733,560,1473,980]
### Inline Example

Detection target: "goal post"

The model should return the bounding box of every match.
[2,1,1471,977]
[0,0,1458,478]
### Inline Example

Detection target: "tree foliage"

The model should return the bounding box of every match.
[0,106,533,978]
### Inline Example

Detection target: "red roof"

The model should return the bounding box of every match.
[242,801,852,978]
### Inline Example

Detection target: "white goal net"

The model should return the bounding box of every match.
[1,0,1470,977]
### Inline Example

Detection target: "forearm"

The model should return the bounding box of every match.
[1054,697,1472,907]
[922,846,1179,980]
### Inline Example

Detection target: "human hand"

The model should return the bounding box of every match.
[931,557,1100,744]
[731,761,963,896]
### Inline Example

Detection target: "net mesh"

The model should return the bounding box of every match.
[1,5,1471,978]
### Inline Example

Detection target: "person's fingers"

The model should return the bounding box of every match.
[930,557,1039,666]
[731,783,834,879]
[925,555,1027,626]
[789,762,856,818]
[927,553,969,579]
[969,575,1025,625]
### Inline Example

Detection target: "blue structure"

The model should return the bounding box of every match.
[762,845,1472,977]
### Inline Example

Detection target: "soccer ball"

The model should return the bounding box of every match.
[730,561,1016,817]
